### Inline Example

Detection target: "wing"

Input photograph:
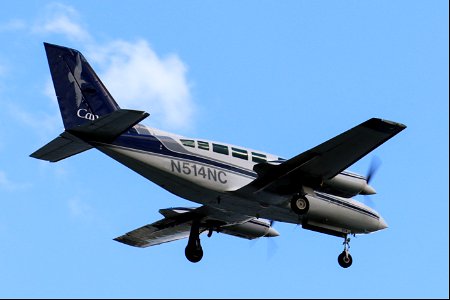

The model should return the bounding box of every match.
[246,118,406,194]
[114,218,191,248]
[114,206,277,248]
[114,207,204,248]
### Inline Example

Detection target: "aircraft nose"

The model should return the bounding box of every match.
[265,227,280,237]
[378,216,388,230]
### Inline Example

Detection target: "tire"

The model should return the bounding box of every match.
[290,196,309,215]
[337,251,353,268]
[185,243,203,263]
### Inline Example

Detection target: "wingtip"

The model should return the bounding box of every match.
[364,118,407,134]
[380,118,407,130]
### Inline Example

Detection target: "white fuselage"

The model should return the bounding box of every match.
[95,124,387,235]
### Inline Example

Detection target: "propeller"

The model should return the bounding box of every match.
[249,219,279,260]
[266,235,278,260]
[267,220,278,260]
[366,156,382,185]
[363,156,382,208]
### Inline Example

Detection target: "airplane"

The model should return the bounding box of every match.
[31,42,406,268]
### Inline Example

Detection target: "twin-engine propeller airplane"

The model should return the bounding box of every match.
[31,43,406,268]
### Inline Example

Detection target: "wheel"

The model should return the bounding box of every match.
[337,251,353,268]
[290,195,309,214]
[185,242,203,263]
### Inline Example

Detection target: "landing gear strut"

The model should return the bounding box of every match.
[337,235,353,268]
[290,193,309,215]
[185,220,203,263]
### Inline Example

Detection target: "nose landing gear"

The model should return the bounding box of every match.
[337,235,353,268]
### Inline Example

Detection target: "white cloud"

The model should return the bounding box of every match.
[0,171,12,189]
[91,40,195,130]
[7,103,62,137]
[0,170,29,191]
[6,3,195,132]
[44,78,58,104]
[0,63,6,93]
[32,3,91,42]
[0,19,26,32]
[68,197,94,221]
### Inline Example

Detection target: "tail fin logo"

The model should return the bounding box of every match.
[67,53,99,121]
[68,53,85,109]
[77,108,99,120]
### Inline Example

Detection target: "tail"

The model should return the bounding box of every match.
[30,43,149,162]
[44,42,121,129]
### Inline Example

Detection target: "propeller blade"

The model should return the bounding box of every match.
[362,156,382,207]
[266,237,278,260]
[363,194,376,208]
[366,156,382,184]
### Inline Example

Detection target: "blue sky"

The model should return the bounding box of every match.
[0,1,448,298]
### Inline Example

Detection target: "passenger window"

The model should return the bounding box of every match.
[197,141,209,151]
[213,144,229,155]
[232,147,248,160]
[180,139,195,148]
[252,152,267,163]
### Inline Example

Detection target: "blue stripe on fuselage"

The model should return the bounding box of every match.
[108,133,377,221]
[112,133,258,179]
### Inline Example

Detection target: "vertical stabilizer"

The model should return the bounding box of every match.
[44,42,120,130]
[31,43,149,163]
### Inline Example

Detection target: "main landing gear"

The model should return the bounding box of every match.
[337,235,353,268]
[290,193,309,215]
[185,220,203,263]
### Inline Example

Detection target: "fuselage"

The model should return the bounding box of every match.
[93,123,387,235]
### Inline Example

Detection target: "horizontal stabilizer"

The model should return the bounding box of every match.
[30,132,92,162]
[69,109,149,142]
[30,109,149,162]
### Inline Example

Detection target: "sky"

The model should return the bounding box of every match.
[0,1,448,298]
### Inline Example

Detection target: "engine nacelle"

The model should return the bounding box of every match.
[319,171,376,198]
[220,219,279,240]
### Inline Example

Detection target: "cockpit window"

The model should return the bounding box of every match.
[213,144,229,155]
[232,147,248,160]
[197,141,209,151]
[180,139,195,148]
[251,152,267,163]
